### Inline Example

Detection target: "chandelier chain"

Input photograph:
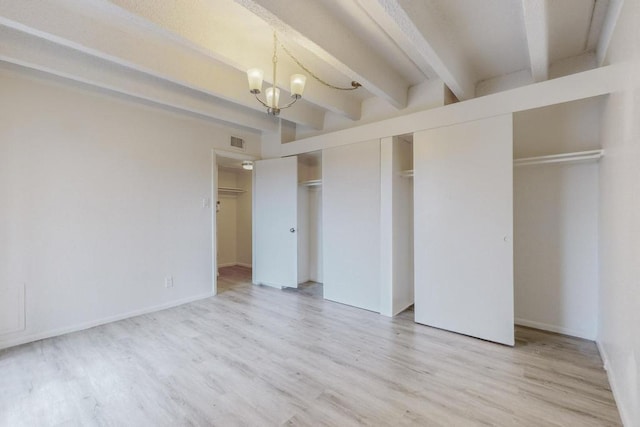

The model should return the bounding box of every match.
[278,41,362,91]
[271,32,278,109]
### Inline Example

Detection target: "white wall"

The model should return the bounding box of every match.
[296,79,448,140]
[0,64,260,349]
[513,97,604,157]
[217,169,239,267]
[513,99,603,340]
[598,0,640,423]
[236,171,252,267]
[514,163,599,339]
[297,183,310,284]
[308,188,323,283]
[216,168,252,268]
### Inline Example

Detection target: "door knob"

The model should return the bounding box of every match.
[290,228,296,233]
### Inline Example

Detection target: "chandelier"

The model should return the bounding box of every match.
[247,32,362,116]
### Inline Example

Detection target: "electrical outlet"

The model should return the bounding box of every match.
[164,276,174,288]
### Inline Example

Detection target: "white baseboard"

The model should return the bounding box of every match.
[392,300,414,317]
[597,340,610,370]
[596,340,633,427]
[298,276,310,285]
[218,262,252,268]
[0,292,214,350]
[255,281,283,289]
[515,318,595,340]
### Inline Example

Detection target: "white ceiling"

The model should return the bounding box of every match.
[217,155,253,170]
[547,0,600,62]
[0,0,619,135]
[424,0,530,81]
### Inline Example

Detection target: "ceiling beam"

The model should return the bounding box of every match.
[235,0,409,109]
[595,0,624,65]
[282,61,636,156]
[360,0,476,101]
[0,25,278,133]
[0,0,325,129]
[522,0,549,82]
[108,0,362,120]
[585,0,610,52]
[367,1,476,101]
[354,0,435,81]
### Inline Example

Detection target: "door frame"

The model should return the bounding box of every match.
[211,149,260,295]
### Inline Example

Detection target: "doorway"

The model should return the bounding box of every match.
[297,151,324,297]
[213,151,256,294]
[251,153,324,296]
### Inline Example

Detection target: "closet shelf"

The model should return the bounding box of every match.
[300,179,322,187]
[514,150,604,167]
[398,150,603,174]
[218,187,246,194]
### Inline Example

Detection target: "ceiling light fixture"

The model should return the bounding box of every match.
[247,31,362,116]
[241,160,254,170]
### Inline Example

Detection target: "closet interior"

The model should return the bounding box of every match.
[297,152,323,288]
[215,155,253,290]
[512,96,603,340]
[380,134,414,317]
[410,96,604,345]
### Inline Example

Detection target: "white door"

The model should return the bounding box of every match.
[323,140,381,312]
[254,156,298,288]
[413,115,514,346]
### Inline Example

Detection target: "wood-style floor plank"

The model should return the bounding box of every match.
[0,266,621,426]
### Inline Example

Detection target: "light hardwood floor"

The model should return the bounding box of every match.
[1,267,621,426]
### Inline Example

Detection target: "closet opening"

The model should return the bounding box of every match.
[410,100,603,345]
[381,133,414,317]
[215,153,253,294]
[513,96,604,340]
[295,151,324,298]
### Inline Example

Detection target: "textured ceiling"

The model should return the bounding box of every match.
[321,0,434,85]
[422,0,530,81]
[547,0,597,63]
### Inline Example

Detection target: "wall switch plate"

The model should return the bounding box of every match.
[164,276,174,288]
[203,198,211,208]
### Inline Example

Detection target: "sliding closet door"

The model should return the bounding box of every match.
[323,140,380,312]
[414,115,514,346]
[254,157,298,288]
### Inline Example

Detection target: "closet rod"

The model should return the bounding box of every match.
[300,179,322,187]
[514,149,604,167]
[218,186,246,194]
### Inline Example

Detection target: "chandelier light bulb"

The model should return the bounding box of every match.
[247,68,264,93]
[290,74,306,97]
[265,87,280,108]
